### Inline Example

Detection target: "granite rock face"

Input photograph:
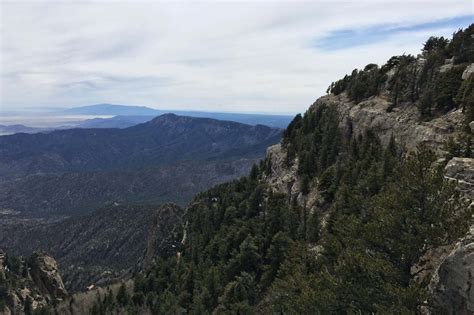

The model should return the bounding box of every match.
[29,251,68,299]
[445,157,474,200]
[425,158,474,314]
[0,251,68,315]
[310,93,464,153]
[430,227,474,314]
[265,143,299,198]
[142,203,183,270]
[264,92,466,228]
[462,63,474,80]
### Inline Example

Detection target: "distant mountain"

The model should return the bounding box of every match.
[75,115,155,129]
[60,104,293,128]
[0,114,282,216]
[0,105,292,136]
[0,116,154,136]
[61,103,159,116]
[0,124,47,135]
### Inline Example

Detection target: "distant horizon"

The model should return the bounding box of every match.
[1,1,472,114]
[1,103,298,116]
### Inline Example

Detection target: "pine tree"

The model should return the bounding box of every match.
[24,296,33,315]
[116,282,129,306]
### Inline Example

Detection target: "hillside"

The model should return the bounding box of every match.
[76,25,474,314]
[0,114,282,217]
[0,114,281,177]
[73,115,156,129]
[0,203,183,293]
[0,124,47,136]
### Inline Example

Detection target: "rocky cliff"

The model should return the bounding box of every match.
[265,90,468,212]
[263,63,474,313]
[0,251,67,315]
[311,93,465,152]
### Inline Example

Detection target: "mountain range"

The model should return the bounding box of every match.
[0,114,282,216]
[61,104,160,116]
[0,104,293,136]
[60,104,294,128]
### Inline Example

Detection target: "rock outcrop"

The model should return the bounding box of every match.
[445,157,474,200]
[423,158,474,314]
[142,203,183,269]
[462,63,474,80]
[311,93,464,153]
[265,143,299,198]
[265,92,467,224]
[0,251,68,315]
[29,251,68,299]
[430,227,474,314]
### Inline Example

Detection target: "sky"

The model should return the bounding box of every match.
[0,1,473,115]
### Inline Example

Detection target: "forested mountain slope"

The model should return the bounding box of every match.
[0,203,183,293]
[0,114,280,178]
[82,25,474,314]
[0,114,281,216]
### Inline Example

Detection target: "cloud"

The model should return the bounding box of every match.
[315,15,474,51]
[0,1,472,114]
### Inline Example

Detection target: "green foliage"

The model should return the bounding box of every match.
[435,65,466,112]
[270,145,470,313]
[24,296,33,315]
[456,74,474,124]
[327,24,474,121]
[32,306,52,315]
[444,134,473,160]
[116,283,130,307]
[423,36,449,54]
[5,255,22,275]
[387,55,418,108]
[328,65,388,102]
[448,24,474,64]
[132,292,145,306]
[283,104,341,181]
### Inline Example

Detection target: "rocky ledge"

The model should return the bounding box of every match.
[0,251,68,315]
[29,251,68,299]
[311,93,464,153]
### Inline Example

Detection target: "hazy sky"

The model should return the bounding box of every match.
[1,1,473,114]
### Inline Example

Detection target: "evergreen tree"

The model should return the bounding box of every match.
[24,296,33,315]
[116,283,130,307]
